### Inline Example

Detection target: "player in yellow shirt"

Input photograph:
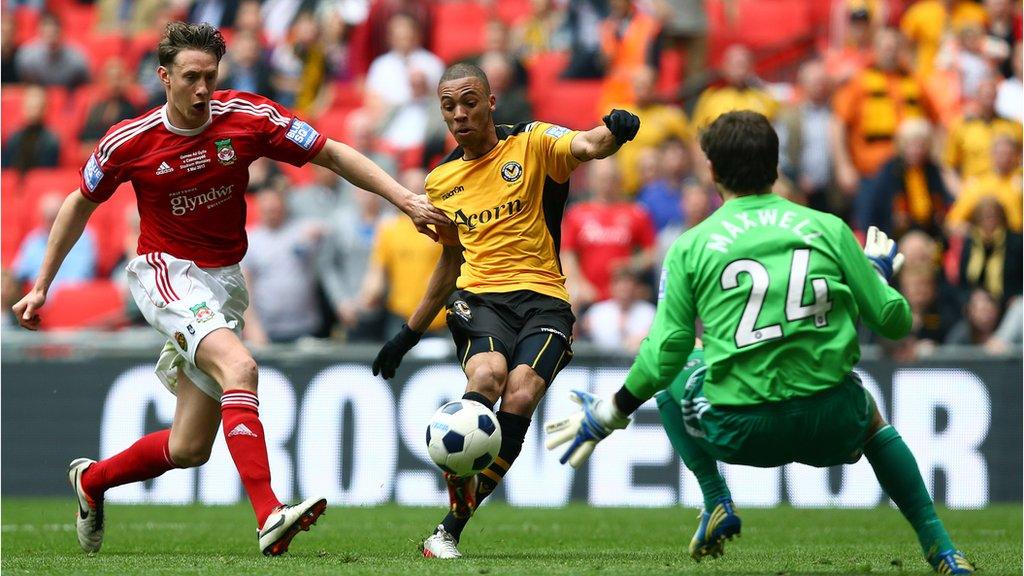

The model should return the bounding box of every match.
[372,62,640,559]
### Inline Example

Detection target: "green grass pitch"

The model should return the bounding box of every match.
[1,499,1020,575]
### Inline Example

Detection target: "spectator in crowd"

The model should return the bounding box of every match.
[14,12,90,89]
[364,13,445,155]
[996,42,1023,122]
[892,264,958,358]
[776,59,837,213]
[260,0,309,46]
[341,108,398,182]
[581,266,656,353]
[562,0,609,79]
[900,0,988,78]
[691,44,778,129]
[984,0,1020,79]
[513,0,569,59]
[899,228,964,319]
[824,2,876,86]
[615,65,693,195]
[96,0,167,34]
[655,181,712,267]
[317,187,385,341]
[562,158,656,311]
[597,0,661,114]
[858,118,951,240]
[465,18,529,90]
[187,0,240,29]
[1,85,61,171]
[13,192,97,290]
[946,288,1004,345]
[833,28,937,213]
[347,0,432,77]
[986,296,1023,352]
[360,168,446,336]
[947,134,1023,233]
[637,138,695,232]
[944,77,1023,190]
[242,189,325,345]
[246,156,286,194]
[270,11,331,113]
[651,0,709,99]
[480,52,533,126]
[233,0,267,44]
[958,197,1023,307]
[1,12,20,84]
[221,30,276,99]
[78,58,141,164]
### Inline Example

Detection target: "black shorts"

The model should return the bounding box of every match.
[445,289,575,385]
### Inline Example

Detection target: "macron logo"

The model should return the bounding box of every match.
[228,423,258,438]
[156,162,174,175]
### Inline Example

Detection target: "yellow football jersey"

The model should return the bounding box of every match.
[426,122,582,302]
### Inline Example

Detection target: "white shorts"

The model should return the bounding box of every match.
[126,252,248,400]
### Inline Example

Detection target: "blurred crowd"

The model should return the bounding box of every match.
[1,0,1021,360]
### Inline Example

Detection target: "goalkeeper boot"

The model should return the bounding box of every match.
[928,549,975,574]
[444,472,477,519]
[258,496,327,556]
[688,498,741,562]
[422,524,462,559]
[68,458,104,553]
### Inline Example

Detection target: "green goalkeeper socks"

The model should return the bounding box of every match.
[657,396,731,511]
[864,425,955,556]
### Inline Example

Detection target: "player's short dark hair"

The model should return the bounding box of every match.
[699,110,779,195]
[439,62,490,94]
[158,21,227,68]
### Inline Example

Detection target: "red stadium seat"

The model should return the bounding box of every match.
[12,6,40,45]
[37,279,124,330]
[430,1,487,63]
[531,80,602,130]
[525,51,568,102]
[82,34,134,77]
[495,0,532,25]
[1,85,26,142]
[2,170,25,267]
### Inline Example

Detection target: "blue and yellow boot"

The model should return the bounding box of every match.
[928,549,975,574]
[688,498,741,561]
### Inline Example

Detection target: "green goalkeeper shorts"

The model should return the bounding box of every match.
[656,363,876,468]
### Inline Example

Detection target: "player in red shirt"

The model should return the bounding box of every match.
[10,22,449,556]
[561,157,656,307]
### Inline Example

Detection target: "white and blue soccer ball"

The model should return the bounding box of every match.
[426,400,502,477]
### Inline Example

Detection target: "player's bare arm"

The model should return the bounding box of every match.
[310,139,450,241]
[11,190,99,330]
[372,243,464,380]
[569,109,641,162]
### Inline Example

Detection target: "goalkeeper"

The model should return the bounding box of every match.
[546,111,974,574]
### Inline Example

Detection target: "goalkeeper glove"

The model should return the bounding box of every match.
[544,390,630,468]
[602,109,641,146]
[862,225,905,282]
[372,324,422,379]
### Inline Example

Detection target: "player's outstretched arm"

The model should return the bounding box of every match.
[840,224,912,340]
[311,139,450,241]
[569,109,641,161]
[11,190,99,330]
[372,243,464,379]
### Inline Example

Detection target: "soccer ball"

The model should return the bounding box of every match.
[426,400,502,477]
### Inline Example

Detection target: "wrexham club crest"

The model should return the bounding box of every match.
[190,301,215,322]
[215,138,236,165]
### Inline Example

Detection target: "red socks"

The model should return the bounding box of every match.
[221,389,282,526]
[81,429,177,502]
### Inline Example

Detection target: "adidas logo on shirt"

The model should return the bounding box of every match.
[228,423,258,438]
[156,162,174,175]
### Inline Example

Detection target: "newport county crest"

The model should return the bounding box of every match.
[500,161,523,183]
[215,138,237,165]
[452,300,472,321]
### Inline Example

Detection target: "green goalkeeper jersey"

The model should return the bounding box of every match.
[624,193,911,406]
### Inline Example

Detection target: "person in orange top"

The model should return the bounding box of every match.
[947,134,1023,233]
[597,0,661,115]
[825,4,877,86]
[832,28,938,198]
[900,0,989,77]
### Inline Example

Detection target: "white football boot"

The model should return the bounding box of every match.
[67,458,104,553]
[422,524,462,559]
[258,496,327,556]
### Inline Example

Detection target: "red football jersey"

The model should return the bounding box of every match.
[561,202,655,300]
[79,90,327,267]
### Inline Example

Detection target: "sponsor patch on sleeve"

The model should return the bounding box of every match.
[83,154,104,192]
[285,118,320,150]
[544,125,570,139]
[658,266,669,301]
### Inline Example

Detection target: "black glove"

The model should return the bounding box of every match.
[372,324,423,379]
[602,109,641,146]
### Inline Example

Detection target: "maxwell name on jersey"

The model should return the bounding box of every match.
[704,207,824,253]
